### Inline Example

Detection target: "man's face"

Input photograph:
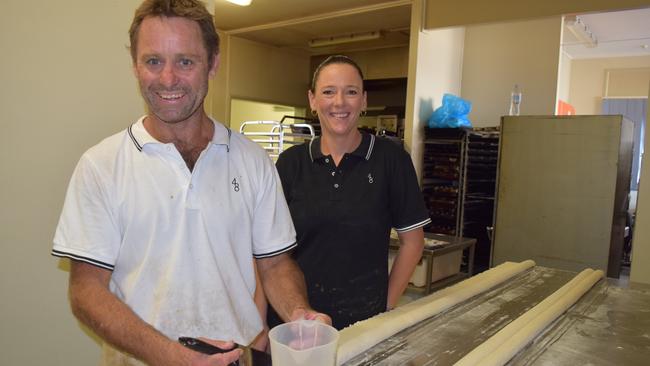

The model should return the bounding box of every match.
[133,16,218,125]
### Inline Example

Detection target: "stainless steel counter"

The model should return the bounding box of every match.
[343,266,650,365]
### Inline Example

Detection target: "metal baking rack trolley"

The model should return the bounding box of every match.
[239,116,317,159]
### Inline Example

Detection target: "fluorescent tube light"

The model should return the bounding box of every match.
[309,31,381,48]
[565,15,598,48]
[225,0,252,6]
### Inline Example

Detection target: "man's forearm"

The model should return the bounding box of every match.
[69,262,192,365]
[250,261,269,351]
[256,254,310,322]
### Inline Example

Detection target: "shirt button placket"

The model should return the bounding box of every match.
[332,168,341,197]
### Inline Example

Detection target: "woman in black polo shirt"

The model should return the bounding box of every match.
[270,55,431,330]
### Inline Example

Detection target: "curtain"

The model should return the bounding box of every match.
[602,98,647,191]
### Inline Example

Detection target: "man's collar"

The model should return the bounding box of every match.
[127,116,156,151]
[128,116,231,152]
[210,119,231,151]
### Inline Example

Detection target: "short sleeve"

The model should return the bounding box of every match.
[251,154,297,258]
[52,154,121,269]
[275,149,293,202]
[388,148,431,232]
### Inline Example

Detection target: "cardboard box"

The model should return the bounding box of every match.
[389,249,462,287]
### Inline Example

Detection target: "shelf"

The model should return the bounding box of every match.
[421,127,499,273]
[465,195,495,200]
[424,140,463,145]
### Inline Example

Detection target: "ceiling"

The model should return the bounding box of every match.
[561,8,650,59]
[208,1,650,59]
[209,0,412,55]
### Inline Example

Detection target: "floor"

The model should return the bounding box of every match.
[614,264,631,287]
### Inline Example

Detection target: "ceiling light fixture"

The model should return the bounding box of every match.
[565,15,598,48]
[225,0,252,6]
[309,31,381,48]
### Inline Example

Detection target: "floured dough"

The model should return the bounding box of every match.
[456,269,603,366]
[335,260,536,365]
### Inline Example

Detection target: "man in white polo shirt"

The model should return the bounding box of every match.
[51,0,328,365]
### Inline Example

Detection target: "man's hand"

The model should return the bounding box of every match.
[187,339,242,366]
[289,307,332,326]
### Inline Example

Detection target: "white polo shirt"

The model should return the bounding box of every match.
[53,117,296,360]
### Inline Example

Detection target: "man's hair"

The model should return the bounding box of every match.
[311,55,365,93]
[129,0,220,68]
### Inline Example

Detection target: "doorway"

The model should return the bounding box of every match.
[603,97,648,279]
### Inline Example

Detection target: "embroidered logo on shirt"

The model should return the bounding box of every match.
[232,178,240,192]
[368,173,374,184]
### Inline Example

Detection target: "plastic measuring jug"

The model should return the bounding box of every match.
[269,320,339,366]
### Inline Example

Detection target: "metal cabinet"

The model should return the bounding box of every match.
[492,115,634,277]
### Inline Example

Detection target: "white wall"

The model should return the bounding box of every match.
[460,17,563,126]
[404,0,465,179]
[557,50,573,105]
[606,68,650,97]
[1,0,143,364]
[569,56,650,114]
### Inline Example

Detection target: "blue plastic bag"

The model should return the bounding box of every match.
[428,94,472,128]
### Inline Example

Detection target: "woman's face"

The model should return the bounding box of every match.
[309,63,367,138]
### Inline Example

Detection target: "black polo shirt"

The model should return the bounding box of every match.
[273,132,431,329]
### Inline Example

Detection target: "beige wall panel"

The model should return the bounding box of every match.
[212,31,231,123]
[569,56,650,114]
[227,36,311,110]
[230,99,299,133]
[363,47,409,80]
[310,46,409,81]
[493,116,631,274]
[425,0,650,29]
[606,67,650,97]
[461,17,562,127]
[1,0,144,364]
[630,82,650,284]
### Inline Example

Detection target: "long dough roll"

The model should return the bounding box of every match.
[454,268,598,365]
[336,260,536,365]
[475,269,604,366]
